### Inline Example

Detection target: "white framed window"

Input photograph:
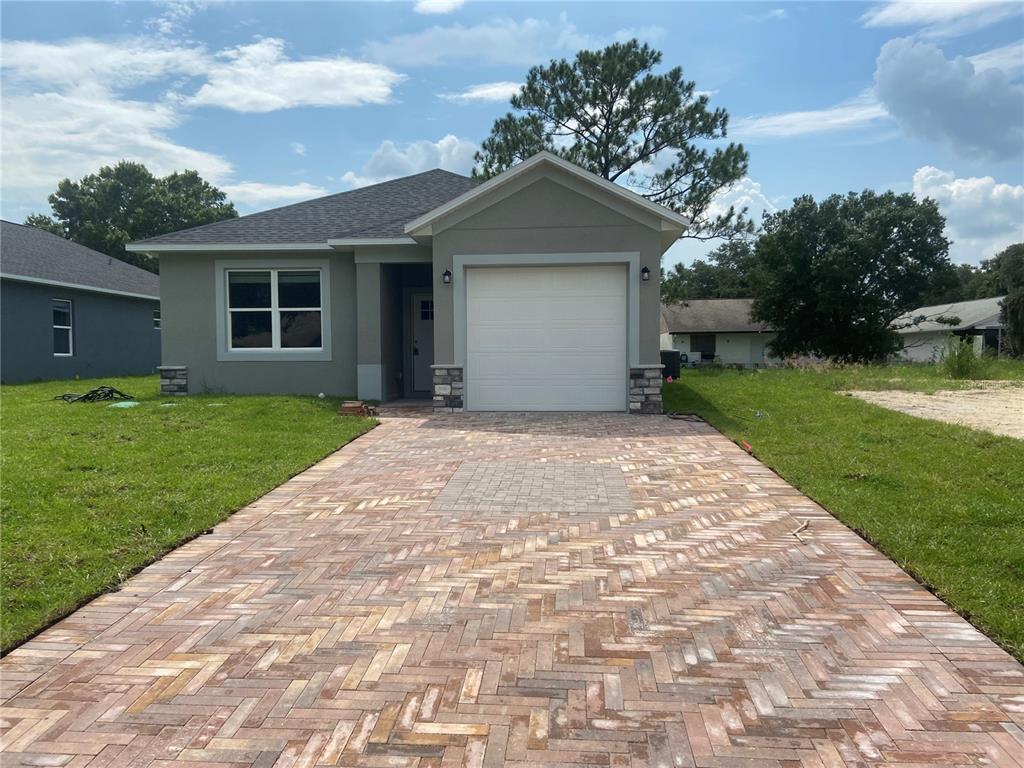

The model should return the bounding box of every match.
[52,298,73,356]
[215,258,332,362]
[153,308,161,330]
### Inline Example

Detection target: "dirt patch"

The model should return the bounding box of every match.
[847,384,1024,439]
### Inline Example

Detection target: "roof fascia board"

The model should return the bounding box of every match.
[327,237,418,247]
[1,272,158,301]
[125,242,333,253]
[405,151,690,236]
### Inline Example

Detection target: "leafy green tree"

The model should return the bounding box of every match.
[23,214,66,237]
[992,243,1024,356]
[474,40,752,242]
[751,191,951,362]
[25,162,237,272]
[921,259,1008,304]
[661,240,756,303]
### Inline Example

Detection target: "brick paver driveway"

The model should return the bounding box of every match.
[3,411,1022,767]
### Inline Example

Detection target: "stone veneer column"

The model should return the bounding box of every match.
[629,364,663,414]
[431,365,464,413]
[158,365,188,396]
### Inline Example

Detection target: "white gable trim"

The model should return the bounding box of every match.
[126,242,333,254]
[404,151,690,237]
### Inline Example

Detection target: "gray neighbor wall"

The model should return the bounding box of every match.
[1,279,160,383]
[431,172,664,366]
[160,251,358,395]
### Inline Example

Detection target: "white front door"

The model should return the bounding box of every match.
[411,293,434,392]
[465,264,628,411]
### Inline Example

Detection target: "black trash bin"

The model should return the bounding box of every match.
[660,349,681,379]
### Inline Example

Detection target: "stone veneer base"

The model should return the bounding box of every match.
[432,364,662,414]
[431,365,464,413]
[158,365,188,396]
[629,365,664,414]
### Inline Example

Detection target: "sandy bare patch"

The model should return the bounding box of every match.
[846,384,1024,439]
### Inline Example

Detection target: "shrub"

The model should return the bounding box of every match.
[941,336,988,379]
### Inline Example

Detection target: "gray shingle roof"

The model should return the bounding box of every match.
[131,169,479,247]
[1,220,159,298]
[661,299,772,333]
[893,295,1006,333]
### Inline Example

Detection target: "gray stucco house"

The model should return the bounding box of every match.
[893,295,1008,362]
[1,220,161,383]
[128,152,688,412]
[660,299,778,368]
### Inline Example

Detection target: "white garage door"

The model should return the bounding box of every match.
[466,264,628,411]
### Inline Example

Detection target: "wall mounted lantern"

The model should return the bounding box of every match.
[442,268,452,285]
[640,266,651,282]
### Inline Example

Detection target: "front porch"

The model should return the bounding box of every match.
[356,258,434,402]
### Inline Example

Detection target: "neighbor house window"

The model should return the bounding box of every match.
[226,269,322,351]
[52,299,73,356]
[153,309,161,330]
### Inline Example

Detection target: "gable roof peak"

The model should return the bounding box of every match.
[403,150,690,238]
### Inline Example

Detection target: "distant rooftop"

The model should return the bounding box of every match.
[1,220,159,298]
[894,295,1006,334]
[661,298,772,334]
[131,169,479,248]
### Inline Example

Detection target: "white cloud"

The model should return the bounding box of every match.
[968,40,1024,77]
[149,0,210,36]
[874,37,1024,159]
[363,18,561,67]
[0,37,208,89]
[860,1,1021,39]
[291,142,307,156]
[363,14,665,67]
[187,38,404,112]
[707,176,778,230]
[0,31,397,215]
[732,91,889,139]
[744,8,787,23]
[341,135,478,187]
[0,89,233,192]
[414,0,467,14]
[663,177,778,267]
[914,166,1024,263]
[221,181,327,208]
[439,81,521,104]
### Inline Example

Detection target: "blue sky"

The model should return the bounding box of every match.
[1,0,1022,266]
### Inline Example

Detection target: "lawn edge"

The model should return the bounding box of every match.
[0,418,379,657]
[678,407,1024,665]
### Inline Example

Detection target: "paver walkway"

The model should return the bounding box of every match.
[2,411,1022,767]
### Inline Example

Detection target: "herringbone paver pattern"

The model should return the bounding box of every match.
[2,411,1022,767]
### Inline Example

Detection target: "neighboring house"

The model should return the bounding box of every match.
[127,152,687,413]
[893,295,1007,362]
[660,298,777,368]
[1,220,161,384]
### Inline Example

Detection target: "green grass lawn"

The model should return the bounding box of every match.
[0,375,375,652]
[664,363,1024,661]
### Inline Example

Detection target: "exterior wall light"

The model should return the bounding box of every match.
[640,266,651,282]
[442,268,452,285]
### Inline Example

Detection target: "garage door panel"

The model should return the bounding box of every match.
[471,351,626,378]
[466,264,628,411]
[471,326,623,353]
[475,298,620,325]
